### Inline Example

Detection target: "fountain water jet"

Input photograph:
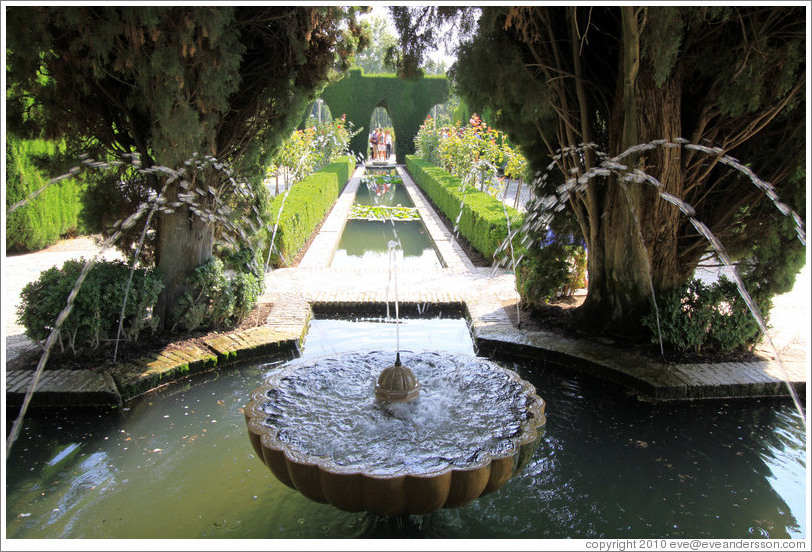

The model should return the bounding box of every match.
[507,139,806,422]
[245,166,546,515]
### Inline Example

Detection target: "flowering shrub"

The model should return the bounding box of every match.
[266,115,359,191]
[414,116,443,167]
[414,114,529,201]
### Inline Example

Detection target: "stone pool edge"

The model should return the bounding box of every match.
[6,296,806,408]
[5,314,309,409]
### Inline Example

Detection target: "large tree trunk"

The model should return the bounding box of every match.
[575,7,686,337]
[153,182,215,329]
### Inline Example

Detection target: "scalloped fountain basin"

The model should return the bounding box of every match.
[244,350,546,516]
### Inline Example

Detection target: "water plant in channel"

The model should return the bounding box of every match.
[349,204,420,222]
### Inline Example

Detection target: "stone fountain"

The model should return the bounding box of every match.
[244,350,546,516]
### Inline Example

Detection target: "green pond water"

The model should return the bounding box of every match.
[329,171,443,269]
[355,176,414,208]
[4,316,807,540]
[330,220,442,269]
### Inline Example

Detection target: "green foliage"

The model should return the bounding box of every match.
[642,8,685,87]
[320,68,449,162]
[6,7,368,320]
[386,6,479,79]
[732,166,807,298]
[6,136,86,252]
[218,244,265,321]
[406,155,523,260]
[516,240,587,308]
[264,156,356,266]
[353,15,398,74]
[17,259,164,355]
[641,276,770,353]
[171,256,263,332]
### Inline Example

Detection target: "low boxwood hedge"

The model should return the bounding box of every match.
[265,156,355,266]
[405,155,523,261]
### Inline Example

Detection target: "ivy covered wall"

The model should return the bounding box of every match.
[320,69,449,163]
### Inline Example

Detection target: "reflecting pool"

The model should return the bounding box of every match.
[4,318,806,539]
[356,175,413,208]
[330,220,442,269]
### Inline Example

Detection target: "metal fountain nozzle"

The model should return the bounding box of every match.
[375,352,421,404]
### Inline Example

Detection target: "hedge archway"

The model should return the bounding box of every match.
[320,68,449,163]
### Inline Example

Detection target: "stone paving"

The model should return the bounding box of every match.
[4,164,808,407]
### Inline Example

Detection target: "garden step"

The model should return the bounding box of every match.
[6,369,122,407]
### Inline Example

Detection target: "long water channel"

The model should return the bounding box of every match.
[4,169,807,540]
[329,169,443,269]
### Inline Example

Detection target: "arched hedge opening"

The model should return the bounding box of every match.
[320,68,449,163]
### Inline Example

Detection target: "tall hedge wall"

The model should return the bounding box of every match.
[406,155,524,261]
[6,136,85,252]
[265,156,355,266]
[320,69,449,163]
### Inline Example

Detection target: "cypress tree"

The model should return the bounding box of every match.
[6,6,368,326]
[439,6,805,336]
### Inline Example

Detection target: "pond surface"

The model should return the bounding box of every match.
[329,171,442,270]
[355,176,414,208]
[330,220,442,269]
[5,318,807,540]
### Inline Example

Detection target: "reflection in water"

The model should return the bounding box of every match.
[5,321,806,539]
[356,176,413,208]
[330,220,442,269]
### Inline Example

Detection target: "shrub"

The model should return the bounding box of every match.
[17,259,163,355]
[405,155,523,260]
[264,155,355,266]
[516,237,587,309]
[641,276,771,354]
[172,256,264,332]
[6,136,86,252]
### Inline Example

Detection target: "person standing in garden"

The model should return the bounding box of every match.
[369,129,379,161]
[384,130,392,161]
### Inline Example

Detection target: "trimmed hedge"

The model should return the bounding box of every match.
[18,259,164,355]
[266,155,355,266]
[406,155,523,261]
[320,68,449,163]
[6,136,85,252]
